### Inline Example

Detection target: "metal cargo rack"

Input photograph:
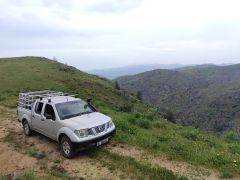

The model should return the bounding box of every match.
[18,90,75,110]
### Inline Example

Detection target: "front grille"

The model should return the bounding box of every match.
[94,123,107,134]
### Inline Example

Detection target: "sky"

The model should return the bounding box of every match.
[0,0,240,70]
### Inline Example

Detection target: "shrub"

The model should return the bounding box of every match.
[138,119,151,129]
[114,82,120,90]
[119,103,132,112]
[229,144,240,155]
[225,132,239,143]
[153,121,168,129]
[220,171,233,179]
[158,135,171,142]
[136,91,142,101]
[210,154,228,167]
[181,130,199,141]
[128,116,151,129]
[115,119,137,135]
[163,111,176,124]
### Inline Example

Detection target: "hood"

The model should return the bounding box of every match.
[61,112,111,130]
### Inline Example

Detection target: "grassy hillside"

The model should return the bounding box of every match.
[0,56,129,110]
[1,57,240,179]
[116,64,240,135]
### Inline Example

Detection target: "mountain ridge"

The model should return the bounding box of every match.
[116,63,240,134]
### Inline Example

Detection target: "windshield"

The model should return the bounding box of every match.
[55,100,94,120]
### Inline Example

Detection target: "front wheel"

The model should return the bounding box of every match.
[60,136,75,158]
[23,121,32,136]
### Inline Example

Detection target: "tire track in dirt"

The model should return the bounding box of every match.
[106,144,237,180]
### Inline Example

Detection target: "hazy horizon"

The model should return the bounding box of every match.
[1,0,240,70]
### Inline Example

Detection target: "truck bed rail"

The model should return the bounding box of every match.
[18,90,74,110]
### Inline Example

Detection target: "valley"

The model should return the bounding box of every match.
[116,64,240,135]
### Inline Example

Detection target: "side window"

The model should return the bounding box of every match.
[35,102,43,115]
[44,104,56,120]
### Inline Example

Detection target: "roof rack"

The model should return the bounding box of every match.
[18,90,76,110]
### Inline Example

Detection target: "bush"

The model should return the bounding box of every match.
[153,121,168,129]
[128,116,151,129]
[221,171,234,179]
[138,119,151,129]
[114,82,120,90]
[136,91,142,101]
[119,103,132,112]
[210,153,228,167]
[181,130,199,141]
[158,136,170,142]
[225,132,239,143]
[163,111,176,124]
[115,119,137,135]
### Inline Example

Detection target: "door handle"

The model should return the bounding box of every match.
[41,118,45,121]
[32,115,35,118]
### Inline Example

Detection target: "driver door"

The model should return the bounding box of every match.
[32,101,45,134]
[42,104,57,140]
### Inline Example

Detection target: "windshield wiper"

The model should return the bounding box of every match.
[62,111,92,120]
[79,111,92,115]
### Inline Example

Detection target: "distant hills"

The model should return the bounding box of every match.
[116,63,240,135]
[88,64,195,79]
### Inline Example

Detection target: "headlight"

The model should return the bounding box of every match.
[74,129,88,138]
[108,120,114,128]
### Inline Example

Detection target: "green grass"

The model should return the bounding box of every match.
[28,148,46,160]
[0,175,7,180]
[1,57,240,178]
[49,164,69,178]
[90,149,188,180]
[19,170,36,180]
[0,56,128,110]
[1,170,38,180]
[100,107,240,177]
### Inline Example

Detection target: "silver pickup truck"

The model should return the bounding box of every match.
[17,91,116,158]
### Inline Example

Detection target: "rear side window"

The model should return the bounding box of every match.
[44,104,56,120]
[35,102,43,115]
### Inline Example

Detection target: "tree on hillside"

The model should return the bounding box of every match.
[163,111,176,124]
[137,91,142,101]
[114,81,120,90]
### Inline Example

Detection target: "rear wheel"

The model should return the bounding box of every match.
[23,120,32,136]
[60,136,75,158]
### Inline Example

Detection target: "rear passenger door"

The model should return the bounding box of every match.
[32,101,45,133]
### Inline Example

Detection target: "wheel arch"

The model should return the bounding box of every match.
[57,127,78,143]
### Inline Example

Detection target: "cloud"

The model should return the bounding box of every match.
[0,0,240,70]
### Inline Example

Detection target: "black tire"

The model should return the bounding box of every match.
[60,136,75,159]
[23,120,32,136]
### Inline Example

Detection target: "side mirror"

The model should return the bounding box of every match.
[46,115,53,120]
[87,98,92,104]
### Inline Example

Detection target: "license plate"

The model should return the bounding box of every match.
[97,138,109,146]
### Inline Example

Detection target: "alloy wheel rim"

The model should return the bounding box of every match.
[24,123,29,134]
[62,141,70,155]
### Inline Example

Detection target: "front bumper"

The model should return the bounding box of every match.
[73,128,116,149]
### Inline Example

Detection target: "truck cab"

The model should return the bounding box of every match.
[17,91,116,158]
